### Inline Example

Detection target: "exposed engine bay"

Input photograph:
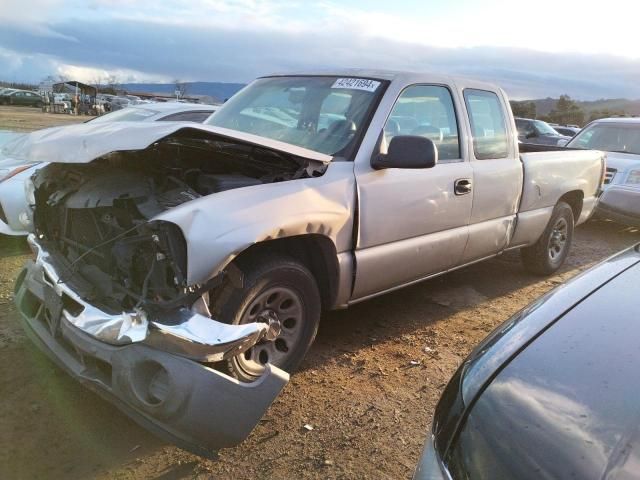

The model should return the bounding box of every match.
[31,130,325,314]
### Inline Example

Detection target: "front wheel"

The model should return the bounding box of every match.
[521,201,574,275]
[211,254,321,382]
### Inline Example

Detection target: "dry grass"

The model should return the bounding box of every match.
[0,105,95,132]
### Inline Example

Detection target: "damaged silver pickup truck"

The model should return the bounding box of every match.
[13,70,605,457]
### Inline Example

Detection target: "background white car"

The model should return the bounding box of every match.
[0,102,218,235]
[566,117,640,226]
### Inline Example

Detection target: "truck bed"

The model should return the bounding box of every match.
[509,148,605,248]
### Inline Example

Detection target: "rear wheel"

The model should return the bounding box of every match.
[211,254,321,382]
[521,201,574,275]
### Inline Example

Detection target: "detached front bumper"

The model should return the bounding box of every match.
[14,238,289,457]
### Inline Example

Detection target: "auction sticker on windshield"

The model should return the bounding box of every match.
[332,78,380,92]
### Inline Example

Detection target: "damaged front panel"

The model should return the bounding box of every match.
[31,130,323,314]
[17,124,354,456]
[15,258,289,456]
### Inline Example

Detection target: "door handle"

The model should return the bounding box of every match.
[454,178,472,195]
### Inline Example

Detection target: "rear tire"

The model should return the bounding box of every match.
[211,253,321,382]
[521,201,574,275]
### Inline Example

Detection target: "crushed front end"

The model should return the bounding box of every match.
[13,137,305,455]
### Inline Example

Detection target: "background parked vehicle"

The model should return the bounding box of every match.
[124,94,144,105]
[52,93,72,112]
[88,102,217,124]
[516,117,571,145]
[415,243,640,480]
[551,124,581,136]
[12,71,604,456]
[567,118,640,226]
[0,102,217,236]
[0,90,43,108]
[109,96,133,111]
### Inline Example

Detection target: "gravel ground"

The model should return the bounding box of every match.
[0,108,638,479]
[1,222,637,480]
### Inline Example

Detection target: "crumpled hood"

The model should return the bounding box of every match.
[1,121,332,165]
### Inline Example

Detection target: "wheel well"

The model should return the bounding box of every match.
[229,235,340,310]
[558,190,583,222]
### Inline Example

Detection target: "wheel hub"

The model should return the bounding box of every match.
[258,310,282,341]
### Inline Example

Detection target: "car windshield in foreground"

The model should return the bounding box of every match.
[534,120,560,135]
[89,107,160,124]
[206,76,385,157]
[567,123,640,155]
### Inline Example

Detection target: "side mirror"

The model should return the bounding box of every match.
[526,130,538,139]
[372,135,438,170]
[557,138,569,147]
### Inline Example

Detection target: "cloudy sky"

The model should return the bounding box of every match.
[1,0,639,99]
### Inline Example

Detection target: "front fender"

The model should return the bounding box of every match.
[154,162,356,285]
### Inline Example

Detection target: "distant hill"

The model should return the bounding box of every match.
[532,97,640,116]
[120,81,246,103]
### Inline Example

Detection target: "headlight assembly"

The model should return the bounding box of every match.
[625,170,640,185]
[25,177,36,205]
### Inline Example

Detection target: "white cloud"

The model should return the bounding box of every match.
[55,64,169,84]
[1,0,640,99]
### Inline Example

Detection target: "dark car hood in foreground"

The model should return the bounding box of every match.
[450,247,640,479]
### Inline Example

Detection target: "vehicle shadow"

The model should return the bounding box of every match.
[303,218,640,372]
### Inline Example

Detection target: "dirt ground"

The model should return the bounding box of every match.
[0,109,638,479]
[0,105,94,132]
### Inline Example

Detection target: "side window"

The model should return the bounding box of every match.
[574,128,595,148]
[384,85,461,161]
[515,119,533,137]
[464,89,509,159]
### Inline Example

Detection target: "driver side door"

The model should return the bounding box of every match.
[352,84,473,300]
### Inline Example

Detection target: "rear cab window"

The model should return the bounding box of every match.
[464,89,509,159]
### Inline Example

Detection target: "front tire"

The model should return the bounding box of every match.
[521,201,574,275]
[211,254,321,382]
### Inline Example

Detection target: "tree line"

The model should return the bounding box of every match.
[1,75,189,99]
[510,95,629,126]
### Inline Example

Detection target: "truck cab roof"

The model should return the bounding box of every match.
[264,69,503,92]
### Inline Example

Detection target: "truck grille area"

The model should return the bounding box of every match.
[32,164,190,313]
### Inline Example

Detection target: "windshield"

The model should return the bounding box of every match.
[567,123,640,155]
[206,76,385,156]
[534,120,560,136]
[89,107,160,124]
